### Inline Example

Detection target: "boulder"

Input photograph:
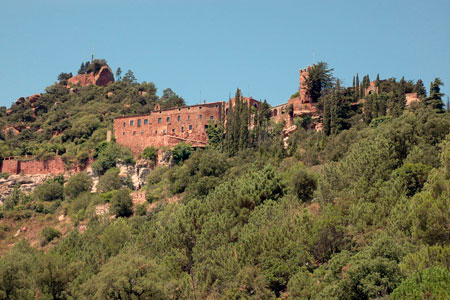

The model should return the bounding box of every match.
[67,64,114,87]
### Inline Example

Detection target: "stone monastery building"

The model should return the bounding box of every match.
[114,66,319,154]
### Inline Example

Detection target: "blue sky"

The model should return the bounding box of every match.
[1,0,449,107]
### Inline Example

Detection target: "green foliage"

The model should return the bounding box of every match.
[97,167,121,193]
[110,189,133,217]
[40,227,61,246]
[33,181,64,202]
[284,162,317,202]
[391,267,450,300]
[305,61,335,102]
[64,172,93,200]
[92,142,134,174]
[171,142,193,164]
[142,146,158,161]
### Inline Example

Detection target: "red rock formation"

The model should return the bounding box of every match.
[67,64,114,87]
[28,94,40,104]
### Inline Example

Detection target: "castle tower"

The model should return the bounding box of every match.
[299,66,312,104]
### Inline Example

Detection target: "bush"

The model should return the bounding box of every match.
[142,146,158,161]
[33,181,63,202]
[40,227,61,246]
[391,267,450,299]
[172,142,193,164]
[110,189,133,217]
[64,172,93,200]
[97,168,121,193]
[92,142,135,175]
[135,203,147,216]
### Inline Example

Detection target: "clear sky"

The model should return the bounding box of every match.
[1,0,449,107]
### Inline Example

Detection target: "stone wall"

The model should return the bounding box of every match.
[1,157,66,175]
[114,101,224,155]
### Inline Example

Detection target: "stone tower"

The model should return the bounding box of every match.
[299,66,312,104]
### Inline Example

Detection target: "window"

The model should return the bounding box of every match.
[205,125,208,129]
[144,119,148,125]
[122,132,126,135]
[210,116,214,120]
[167,117,170,122]
[158,118,162,123]
[163,129,166,134]
[130,120,134,126]
[123,122,126,127]
[189,125,192,130]
[188,115,190,120]
[199,106,202,109]
[181,127,184,132]
[137,119,141,127]
[141,130,144,135]
[177,116,181,121]
[172,128,175,133]
[155,130,157,135]
[133,131,136,136]
[199,114,202,119]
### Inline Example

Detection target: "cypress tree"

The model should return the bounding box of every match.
[355,73,360,99]
[239,99,249,150]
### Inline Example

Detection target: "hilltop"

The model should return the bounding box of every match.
[0,59,449,299]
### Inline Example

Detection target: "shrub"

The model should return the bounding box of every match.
[172,142,193,164]
[33,181,64,202]
[142,146,158,161]
[97,168,121,193]
[64,172,93,200]
[40,227,61,246]
[110,189,133,217]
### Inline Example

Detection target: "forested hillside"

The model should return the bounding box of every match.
[0,61,449,299]
[0,59,184,163]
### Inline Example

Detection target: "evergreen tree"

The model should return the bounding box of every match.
[239,98,249,151]
[356,73,360,99]
[425,78,445,111]
[414,79,427,97]
[78,62,85,74]
[304,62,335,102]
[115,67,122,81]
[122,70,137,83]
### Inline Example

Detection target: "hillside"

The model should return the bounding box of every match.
[0,60,449,299]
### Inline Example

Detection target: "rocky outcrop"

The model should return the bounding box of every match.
[67,65,114,87]
[0,174,52,201]
[117,159,154,190]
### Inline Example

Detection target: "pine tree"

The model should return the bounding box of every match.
[78,62,86,74]
[414,79,427,97]
[425,78,445,111]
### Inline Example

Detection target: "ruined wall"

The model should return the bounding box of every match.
[1,159,19,174]
[406,93,420,106]
[1,157,66,175]
[114,102,224,155]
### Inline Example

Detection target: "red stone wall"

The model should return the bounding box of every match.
[1,159,19,174]
[1,157,66,175]
[114,102,224,155]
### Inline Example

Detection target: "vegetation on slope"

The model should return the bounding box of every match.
[0,61,449,299]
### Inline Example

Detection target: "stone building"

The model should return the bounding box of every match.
[114,102,224,154]
[114,66,321,155]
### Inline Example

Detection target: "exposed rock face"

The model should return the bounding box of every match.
[0,174,52,201]
[117,159,154,190]
[67,65,114,87]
